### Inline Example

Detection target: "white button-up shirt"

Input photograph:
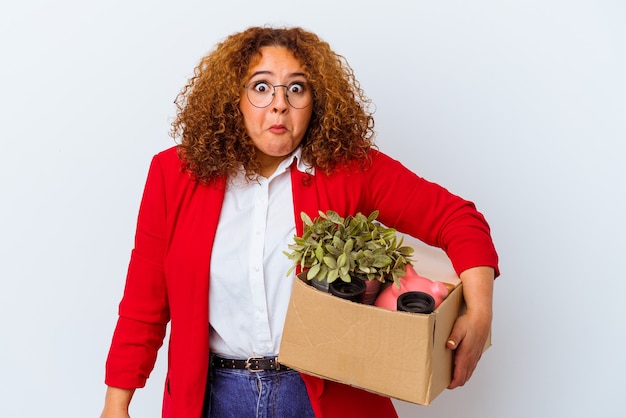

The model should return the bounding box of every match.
[209,149,312,359]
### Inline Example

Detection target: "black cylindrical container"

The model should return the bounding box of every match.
[397,291,435,314]
[329,279,367,303]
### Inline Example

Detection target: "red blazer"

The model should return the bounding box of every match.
[105,147,498,418]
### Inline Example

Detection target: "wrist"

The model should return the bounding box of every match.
[103,386,134,411]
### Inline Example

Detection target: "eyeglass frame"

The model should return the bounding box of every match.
[242,81,313,109]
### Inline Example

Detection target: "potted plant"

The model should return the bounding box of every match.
[284,210,415,303]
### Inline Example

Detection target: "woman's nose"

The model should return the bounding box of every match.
[271,87,289,113]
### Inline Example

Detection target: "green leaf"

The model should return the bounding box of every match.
[337,252,347,268]
[372,255,392,268]
[319,264,329,279]
[339,269,351,282]
[340,264,350,278]
[323,255,338,269]
[307,263,321,280]
[325,210,343,224]
[315,245,324,262]
[367,210,379,222]
[332,235,344,249]
[327,268,339,283]
[325,244,342,256]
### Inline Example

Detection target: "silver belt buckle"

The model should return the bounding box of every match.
[245,356,265,372]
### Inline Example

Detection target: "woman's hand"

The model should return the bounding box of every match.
[446,266,494,389]
[100,387,134,418]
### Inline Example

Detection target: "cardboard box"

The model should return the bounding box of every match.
[278,238,490,405]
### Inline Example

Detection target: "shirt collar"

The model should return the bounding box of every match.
[285,147,315,175]
[231,147,315,185]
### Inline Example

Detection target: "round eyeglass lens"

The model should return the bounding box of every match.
[245,81,311,109]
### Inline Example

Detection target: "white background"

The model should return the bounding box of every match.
[1,1,625,417]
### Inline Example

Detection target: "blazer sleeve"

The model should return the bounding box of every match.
[364,151,499,276]
[105,154,170,389]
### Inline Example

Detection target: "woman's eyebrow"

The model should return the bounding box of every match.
[248,70,308,79]
[249,70,273,78]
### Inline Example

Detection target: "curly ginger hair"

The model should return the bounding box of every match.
[171,26,375,182]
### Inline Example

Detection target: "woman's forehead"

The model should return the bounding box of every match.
[245,46,306,78]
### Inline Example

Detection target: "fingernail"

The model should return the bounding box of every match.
[447,340,456,347]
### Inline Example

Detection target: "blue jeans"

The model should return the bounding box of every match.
[204,364,316,418]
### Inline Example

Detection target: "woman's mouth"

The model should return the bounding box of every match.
[269,124,288,134]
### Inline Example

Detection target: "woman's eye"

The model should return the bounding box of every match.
[253,82,271,93]
[289,83,305,94]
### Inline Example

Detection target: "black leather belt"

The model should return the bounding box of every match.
[211,355,291,372]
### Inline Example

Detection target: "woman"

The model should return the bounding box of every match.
[101,26,499,418]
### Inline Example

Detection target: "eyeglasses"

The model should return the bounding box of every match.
[242,80,312,109]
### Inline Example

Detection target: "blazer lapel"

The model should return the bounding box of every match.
[290,165,319,236]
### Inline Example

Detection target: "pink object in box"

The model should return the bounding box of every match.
[374,264,449,310]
